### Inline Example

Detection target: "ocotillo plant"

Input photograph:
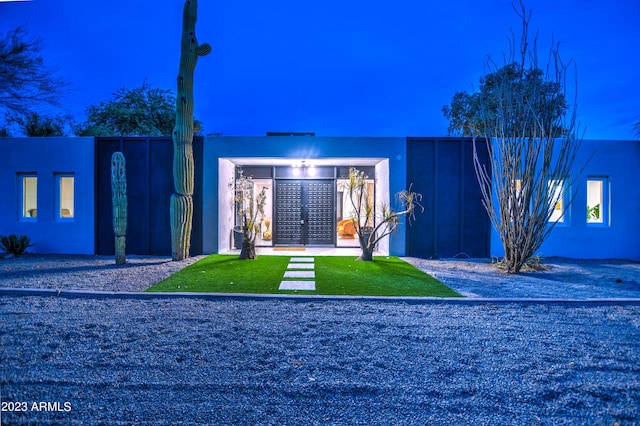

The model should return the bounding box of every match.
[111,151,127,265]
[170,0,211,260]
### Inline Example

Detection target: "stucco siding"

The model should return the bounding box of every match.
[0,137,95,254]
[490,139,640,260]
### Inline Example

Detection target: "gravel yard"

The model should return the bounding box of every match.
[2,297,640,425]
[0,254,206,293]
[405,257,640,299]
[1,255,640,425]
[1,254,639,299]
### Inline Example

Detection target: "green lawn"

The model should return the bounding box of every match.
[146,255,462,297]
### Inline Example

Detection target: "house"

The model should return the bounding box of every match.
[1,135,638,260]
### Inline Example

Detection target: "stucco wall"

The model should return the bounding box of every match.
[490,139,640,260]
[202,136,407,256]
[216,158,236,252]
[0,137,95,254]
[5,136,634,259]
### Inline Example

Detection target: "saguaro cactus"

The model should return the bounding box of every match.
[111,151,127,265]
[170,0,211,260]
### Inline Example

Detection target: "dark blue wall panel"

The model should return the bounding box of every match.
[96,137,202,256]
[406,137,490,258]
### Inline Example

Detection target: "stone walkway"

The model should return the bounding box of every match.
[278,257,315,291]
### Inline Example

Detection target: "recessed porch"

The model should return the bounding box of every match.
[217,156,391,256]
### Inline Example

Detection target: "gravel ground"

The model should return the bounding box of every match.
[0,254,206,293]
[1,255,640,425]
[2,298,639,425]
[404,257,640,299]
[1,254,639,299]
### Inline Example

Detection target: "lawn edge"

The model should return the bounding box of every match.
[5,288,640,305]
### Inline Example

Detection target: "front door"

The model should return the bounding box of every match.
[274,180,335,245]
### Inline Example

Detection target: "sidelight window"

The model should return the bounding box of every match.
[337,177,374,247]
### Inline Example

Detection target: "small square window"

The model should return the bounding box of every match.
[57,174,75,219]
[20,174,37,220]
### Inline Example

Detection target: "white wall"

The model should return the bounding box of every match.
[217,159,236,252]
[375,159,390,255]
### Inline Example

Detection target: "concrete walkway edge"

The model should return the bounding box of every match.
[2,287,640,305]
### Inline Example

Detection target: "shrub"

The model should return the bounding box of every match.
[0,234,35,257]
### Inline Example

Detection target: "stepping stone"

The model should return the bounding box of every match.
[287,263,314,269]
[290,257,314,263]
[284,270,315,278]
[279,281,316,291]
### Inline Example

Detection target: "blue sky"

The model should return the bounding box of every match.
[1,0,639,139]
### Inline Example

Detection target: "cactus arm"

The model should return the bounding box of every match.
[196,43,212,56]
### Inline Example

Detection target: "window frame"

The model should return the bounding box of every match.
[586,176,609,227]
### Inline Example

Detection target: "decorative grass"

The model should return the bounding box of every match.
[146,255,290,294]
[314,256,461,297]
[146,255,462,297]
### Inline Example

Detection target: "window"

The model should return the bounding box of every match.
[587,177,608,225]
[504,179,524,223]
[20,174,38,220]
[337,177,374,247]
[548,180,566,223]
[514,178,523,204]
[57,174,75,219]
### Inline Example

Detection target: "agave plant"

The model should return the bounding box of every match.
[0,234,35,257]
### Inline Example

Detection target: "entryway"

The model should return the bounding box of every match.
[218,160,387,255]
[274,180,335,246]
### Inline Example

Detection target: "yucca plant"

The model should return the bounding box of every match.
[0,234,35,257]
[230,169,267,260]
[344,167,423,262]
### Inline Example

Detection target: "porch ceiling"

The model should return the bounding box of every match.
[222,157,384,166]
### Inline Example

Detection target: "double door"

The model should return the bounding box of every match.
[274,180,335,245]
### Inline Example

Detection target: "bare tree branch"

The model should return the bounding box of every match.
[0,25,67,117]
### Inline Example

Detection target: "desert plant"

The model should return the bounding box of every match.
[472,1,582,273]
[0,234,35,257]
[230,169,267,260]
[344,167,423,262]
[170,0,211,261]
[111,151,127,265]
